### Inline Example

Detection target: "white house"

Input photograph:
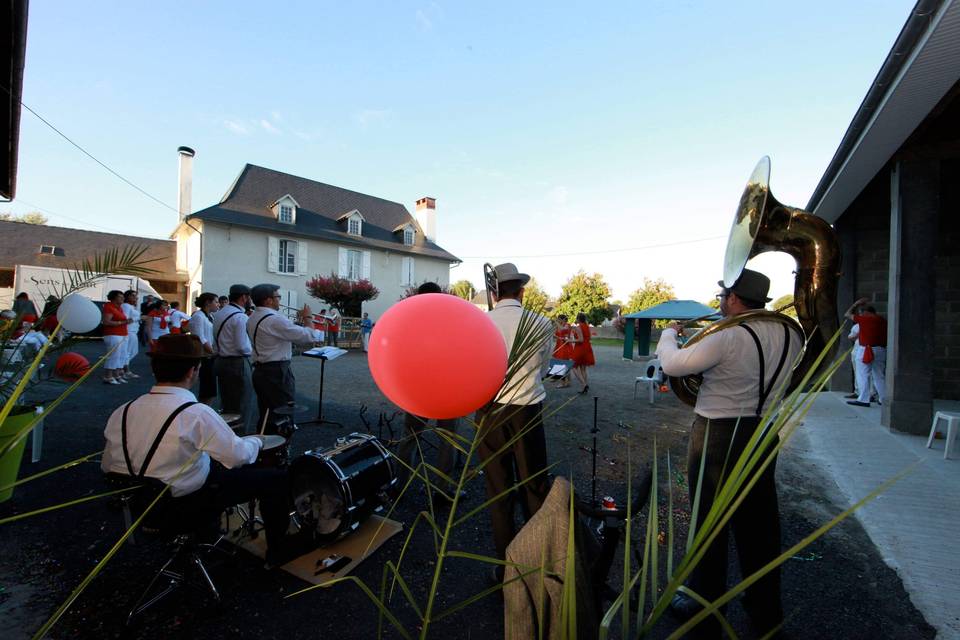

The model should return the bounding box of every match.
[171,162,460,319]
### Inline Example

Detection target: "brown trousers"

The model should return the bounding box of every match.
[476,402,550,560]
[686,414,783,635]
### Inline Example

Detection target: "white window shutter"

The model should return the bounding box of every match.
[297,241,308,275]
[362,251,371,280]
[409,257,415,285]
[288,289,298,310]
[338,247,348,278]
[267,236,279,273]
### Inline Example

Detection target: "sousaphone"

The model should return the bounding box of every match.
[670,157,841,405]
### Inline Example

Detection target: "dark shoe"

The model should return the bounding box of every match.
[579,385,590,395]
[489,565,504,586]
[846,400,870,407]
[668,591,702,622]
[844,393,858,399]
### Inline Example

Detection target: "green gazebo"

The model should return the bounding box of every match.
[621,300,720,359]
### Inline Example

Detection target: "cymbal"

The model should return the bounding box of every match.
[219,413,243,425]
[272,404,308,416]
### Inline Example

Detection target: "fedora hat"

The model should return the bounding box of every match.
[718,268,772,303]
[147,334,205,360]
[493,263,530,286]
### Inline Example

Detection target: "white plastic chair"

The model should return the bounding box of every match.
[926,411,960,460]
[634,359,663,405]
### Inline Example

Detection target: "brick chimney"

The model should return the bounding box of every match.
[415,196,437,243]
[177,146,195,224]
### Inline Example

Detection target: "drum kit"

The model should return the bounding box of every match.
[224,404,398,546]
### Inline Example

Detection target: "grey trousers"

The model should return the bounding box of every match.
[214,356,252,431]
[252,360,295,435]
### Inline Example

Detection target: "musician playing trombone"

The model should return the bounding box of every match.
[656,268,802,638]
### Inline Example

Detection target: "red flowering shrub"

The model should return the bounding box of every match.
[306,273,380,316]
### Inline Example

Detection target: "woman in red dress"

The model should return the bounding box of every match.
[101,290,132,384]
[571,312,595,394]
[553,314,575,388]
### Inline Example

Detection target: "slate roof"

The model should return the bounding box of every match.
[188,164,460,263]
[0,220,182,278]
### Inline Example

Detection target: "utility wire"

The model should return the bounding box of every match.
[0,82,179,214]
[10,197,132,236]
[459,234,725,260]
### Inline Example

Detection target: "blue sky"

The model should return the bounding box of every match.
[9,1,913,302]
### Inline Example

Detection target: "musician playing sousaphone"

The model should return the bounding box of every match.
[657,269,802,637]
[101,334,306,566]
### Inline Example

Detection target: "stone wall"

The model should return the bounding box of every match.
[933,159,960,399]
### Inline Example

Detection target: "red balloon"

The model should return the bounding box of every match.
[368,294,507,419]
[54,352,91,381]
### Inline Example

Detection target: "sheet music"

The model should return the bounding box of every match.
[303,346,347,360]
[547,363,570,377]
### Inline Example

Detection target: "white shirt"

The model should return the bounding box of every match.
[149,313,170,340]
[121,302,141,325]
[101,386,261,496]
[169,309,190,329]
[656,318,803,419]
[211,302,252,357]
[487,299,552,405]
[188,310,213,347]
[247,307,320,363]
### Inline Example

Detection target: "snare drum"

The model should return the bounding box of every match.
[253,434,288,467]
[289,433,396,543]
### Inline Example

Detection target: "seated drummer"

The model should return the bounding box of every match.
[101,334,299,566]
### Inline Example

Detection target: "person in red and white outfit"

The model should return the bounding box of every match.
[120,290,141,380]
[101,290,134,384]
[147,300,171,349]
[168,301,190,334]
[844,297,887,407]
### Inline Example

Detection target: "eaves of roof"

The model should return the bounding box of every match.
[806,0,960,222]
[189,205,460,263]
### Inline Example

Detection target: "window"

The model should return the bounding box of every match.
[401,256,415,286]
[39,245,65,256]
[279,205,293,224]
[403,228,415,246]
[347,249,362,281]
[348,217,362,236]
[278,240,297,273]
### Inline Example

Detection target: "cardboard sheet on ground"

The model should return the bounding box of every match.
[225,510,403,585]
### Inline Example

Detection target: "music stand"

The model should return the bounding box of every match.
[301,346,347,428]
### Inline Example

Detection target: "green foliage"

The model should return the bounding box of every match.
[624,278,676,328]
[705,297,721,310]
[771,293,798,319]
[554,271,612,325]
[0,211,48,224]
[521,277,549,313]
[449,280,476,301]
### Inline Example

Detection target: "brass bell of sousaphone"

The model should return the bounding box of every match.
[670,156,841,406]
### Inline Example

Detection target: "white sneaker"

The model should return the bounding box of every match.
[116,377,128,384]
[126,372,141,379]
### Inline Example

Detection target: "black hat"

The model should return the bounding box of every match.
[147,334,205,360]
[229,284,251,298]
[718,269,772,303]
[493,263,530,286]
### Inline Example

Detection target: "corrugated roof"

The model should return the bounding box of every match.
[623,300,720,320]
[190,164,459,263]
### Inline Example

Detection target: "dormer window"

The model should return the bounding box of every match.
[338,209,365,236]
[403,228,415,246]
[39,245,65,256]
[271,194,299,224]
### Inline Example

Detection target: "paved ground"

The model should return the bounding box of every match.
[792,393,960,638]
[0,341,937,638]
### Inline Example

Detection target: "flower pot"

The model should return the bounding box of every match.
[0,405,37,502]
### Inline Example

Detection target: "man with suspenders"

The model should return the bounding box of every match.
[657,269,803,638]
[212,285,254,432]
[101,334,295,565]
[247,284,322,434]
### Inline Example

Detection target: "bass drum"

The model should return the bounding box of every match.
[290,433,396,543]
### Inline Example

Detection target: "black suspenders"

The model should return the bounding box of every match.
[121,397,199,478]
[739,323,791,417]
[214,308,244,352]
[251,312,276,357]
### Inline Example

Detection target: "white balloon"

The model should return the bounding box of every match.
[58,294,101,334]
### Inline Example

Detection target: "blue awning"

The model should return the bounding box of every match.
[623,300,720,320]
